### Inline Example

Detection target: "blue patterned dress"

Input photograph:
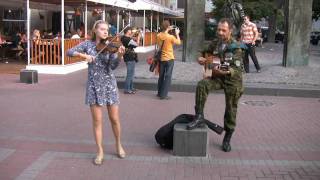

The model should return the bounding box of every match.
[67,40,120,106]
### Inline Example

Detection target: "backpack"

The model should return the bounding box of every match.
[154,114,224,149]
[149,39,165,72]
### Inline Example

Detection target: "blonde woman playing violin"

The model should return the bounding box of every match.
[67,20,126,165]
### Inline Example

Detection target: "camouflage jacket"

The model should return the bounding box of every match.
[204,39,247,87]
[205,38,246,78]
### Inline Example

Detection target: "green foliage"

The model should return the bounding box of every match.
[211,0,285,30]
[212,0,319,20]
[211,0,225,21]
[205,23,217,40]
[242,0,274,20]
[313,0,320,20]
[211,0,280,21]
[276,9,285,30]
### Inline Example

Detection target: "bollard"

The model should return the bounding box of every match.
[20,69,38,84]
[173,123,208,157]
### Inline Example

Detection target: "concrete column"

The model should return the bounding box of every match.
[283,0,313,67]
[182,0,205,62]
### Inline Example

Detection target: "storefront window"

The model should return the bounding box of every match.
[2,8,26,36]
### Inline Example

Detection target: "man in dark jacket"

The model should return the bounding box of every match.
[121,27,140,94]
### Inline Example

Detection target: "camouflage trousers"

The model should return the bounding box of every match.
[195,77,243,130]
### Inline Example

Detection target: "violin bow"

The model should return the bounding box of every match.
[95,23,131,58]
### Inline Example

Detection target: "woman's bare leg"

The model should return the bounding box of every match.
[90,105,104,158]
[107,105,126,157]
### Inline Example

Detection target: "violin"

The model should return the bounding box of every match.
[95,23,131,56]
[96,36,123,55]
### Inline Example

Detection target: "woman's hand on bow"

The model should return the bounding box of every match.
[83,54,95,63]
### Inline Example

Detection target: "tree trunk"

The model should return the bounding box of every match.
[268,9,277,42]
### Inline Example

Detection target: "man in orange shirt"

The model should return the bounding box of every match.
[156,20,181,100]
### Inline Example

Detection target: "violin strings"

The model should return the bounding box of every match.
[95,23,131,58]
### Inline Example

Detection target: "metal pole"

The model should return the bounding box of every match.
[151,12,153,32]
[27,0,31,65]
[102,5,106,21]
[143,10,145,47]
[122,10,125,29]
[61,0,65,65]
[150,12,153,44]
[117,10,120,34]
[157,11,159,32]
[128,11,131,25]
[85,0,88,38]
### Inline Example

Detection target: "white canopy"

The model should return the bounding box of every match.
[88,0,138,11]
[132,0,183,17]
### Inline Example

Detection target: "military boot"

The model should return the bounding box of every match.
[222,129,234,152]
[186,107,206,130]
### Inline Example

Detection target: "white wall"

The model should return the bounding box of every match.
[312,19,320,32]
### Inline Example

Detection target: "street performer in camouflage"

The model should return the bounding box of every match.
[187,18,246,152]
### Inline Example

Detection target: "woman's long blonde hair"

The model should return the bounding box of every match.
[91,20,109,41]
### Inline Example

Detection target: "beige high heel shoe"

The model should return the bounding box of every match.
[116,147,126,159]
[93,155,104,165]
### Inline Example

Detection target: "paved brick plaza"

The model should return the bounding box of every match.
[0,71,320,180]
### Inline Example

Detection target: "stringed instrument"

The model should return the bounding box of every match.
[95,24,130,57]
[201,51,221,79]
[96,36,123,55]
[202,52,213,78]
